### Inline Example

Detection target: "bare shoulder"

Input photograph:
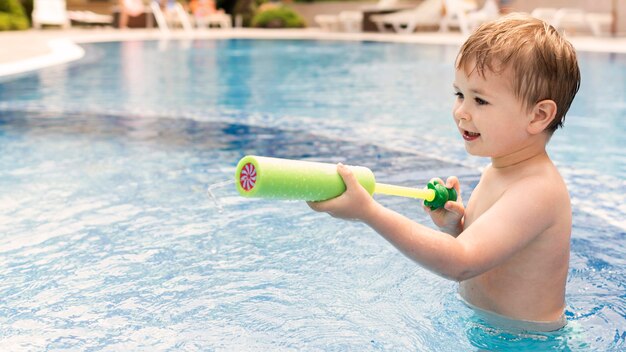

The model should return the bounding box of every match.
[501,159,571,228]
[466,156,571,239]
[510,159,569,200]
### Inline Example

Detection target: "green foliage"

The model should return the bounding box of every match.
[0,0,24,13]
[227,0,267,27]
[251,6,305,28]
[19,0,32,22]
[0,0,29,30]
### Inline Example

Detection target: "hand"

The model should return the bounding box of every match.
[307,163,377,221]
[423,176,464,236]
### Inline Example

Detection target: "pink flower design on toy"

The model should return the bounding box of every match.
[240,163,257,191]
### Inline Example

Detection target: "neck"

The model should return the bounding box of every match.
[491,143,548,169]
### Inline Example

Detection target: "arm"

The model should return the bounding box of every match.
[309,164,556,281]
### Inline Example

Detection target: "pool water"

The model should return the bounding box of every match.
[0,39,624,350]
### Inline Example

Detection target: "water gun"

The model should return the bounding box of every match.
[235,155,456,210]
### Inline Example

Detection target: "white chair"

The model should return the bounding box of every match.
[440,0,474,34]
[465,0,499,32]
[150,1,193,35]
[374,0,399,9]
[195,13,232,28]
[314,0,404,32]
[32,0,71,29]
[552,8,588,33]
[585,12,612,37]
[314,14,340,31]
[338,11,363,32]
[530,7,558,23]
[370,0,443,34]
[553,8,612,37]
[315,11,363,32]
[531,7,613,37]
[67,11,113,26]
[440,0,499,35]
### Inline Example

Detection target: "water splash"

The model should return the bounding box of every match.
[207,179,234,212]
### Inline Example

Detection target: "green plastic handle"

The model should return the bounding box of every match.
[423,180,458,210]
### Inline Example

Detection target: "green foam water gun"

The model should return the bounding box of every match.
[235,155,457,210]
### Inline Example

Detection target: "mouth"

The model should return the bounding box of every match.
[462,129,481,141]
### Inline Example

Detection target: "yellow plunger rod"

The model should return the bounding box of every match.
[374,183,436,202]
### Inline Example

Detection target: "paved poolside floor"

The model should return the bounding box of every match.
[1,27,625,76]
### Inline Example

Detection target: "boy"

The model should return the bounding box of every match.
[309,13,580,332]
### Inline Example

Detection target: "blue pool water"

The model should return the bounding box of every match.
[0,39,624,350]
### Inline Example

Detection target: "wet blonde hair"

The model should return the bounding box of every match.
[456,13,580,133]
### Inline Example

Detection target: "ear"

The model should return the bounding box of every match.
[527,99,557,135]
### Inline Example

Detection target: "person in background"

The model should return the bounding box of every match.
[189,0,224,18]
[119,0,144,28]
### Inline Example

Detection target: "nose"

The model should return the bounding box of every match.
[453,101,471,121]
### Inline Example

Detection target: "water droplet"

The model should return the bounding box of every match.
[207,179,233,213]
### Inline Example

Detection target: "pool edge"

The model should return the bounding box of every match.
[1,28,625,78]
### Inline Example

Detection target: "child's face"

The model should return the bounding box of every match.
[452,63,532,159]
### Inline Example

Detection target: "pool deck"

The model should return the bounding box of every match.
[1,27,626,76]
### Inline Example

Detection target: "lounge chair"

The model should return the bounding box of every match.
[465,0,499,31]
[338,11,363,32]
[440,0,499,35]
[190,0,232,29]
[530,7,558,23]
[439,0,476,34]
[314,14,340,31]
[195,13,232,29]
[315,0,397,32]
[585,12,612,37]
[370,0,443,33]
[370,0,399,10]
[531,7,613,37]
[32,0,71,29]
[150,0,193,35]
[314,11,363,32]
[67,11,113,26]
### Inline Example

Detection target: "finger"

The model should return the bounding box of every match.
[307,198,340,213]
[445,176,460,191]
[307,201,323,212]
[443,200,465,216]
[337,163,360,190]
[445,176,462,203]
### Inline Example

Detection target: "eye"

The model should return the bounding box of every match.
[454,92,464,99]
[475,97,489,105]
